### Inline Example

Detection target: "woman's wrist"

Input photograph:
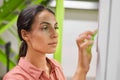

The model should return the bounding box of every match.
[77,65,90,73]
[76,67,88,75]
[72,68,88,80]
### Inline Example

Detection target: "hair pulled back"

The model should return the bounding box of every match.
[17,5,54,59]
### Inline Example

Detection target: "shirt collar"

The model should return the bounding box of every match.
[18,57,61,79]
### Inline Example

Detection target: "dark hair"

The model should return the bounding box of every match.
[17,5,55,60]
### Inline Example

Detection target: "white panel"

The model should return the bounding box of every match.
[96,0,120,80]
[49,0,98,10]
[96,0,111,80]
[106,0,120,80]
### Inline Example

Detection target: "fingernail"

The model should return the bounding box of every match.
[88,35,92,39]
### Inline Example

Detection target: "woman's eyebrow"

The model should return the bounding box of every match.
[40,22,58,26]
[40,21,50,25]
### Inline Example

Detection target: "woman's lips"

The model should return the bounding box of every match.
[48,42,57,46]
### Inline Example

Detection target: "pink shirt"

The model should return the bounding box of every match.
[3,57,66,80]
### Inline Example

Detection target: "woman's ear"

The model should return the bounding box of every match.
[21,29,30,42]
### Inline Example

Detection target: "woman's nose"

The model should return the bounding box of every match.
[50,29,58,38]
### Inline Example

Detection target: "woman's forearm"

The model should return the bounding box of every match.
[72,69,87,80]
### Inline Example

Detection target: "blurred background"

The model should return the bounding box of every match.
[0,0,99,80]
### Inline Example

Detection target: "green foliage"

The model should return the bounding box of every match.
[0,0,29,69]
[0,16,18,35]
[0,37,5,45]
[0,0,25,20]
[0,37,16,54]
[0,49,16,69]
[0,37,17,70]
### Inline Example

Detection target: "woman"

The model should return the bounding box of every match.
[3,5,95,80]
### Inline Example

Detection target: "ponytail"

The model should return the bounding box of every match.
[18,41,27,60]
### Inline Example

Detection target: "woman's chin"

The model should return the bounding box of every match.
[47,50,56,54]
[47,53,54,54]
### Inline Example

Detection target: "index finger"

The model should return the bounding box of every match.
[80,31,94,36]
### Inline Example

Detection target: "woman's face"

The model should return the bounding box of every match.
[27,10,58,54]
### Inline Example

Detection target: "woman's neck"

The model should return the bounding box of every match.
[25,48,51,76]
[25,52,47,69]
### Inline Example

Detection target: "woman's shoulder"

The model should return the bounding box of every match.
[3,65,28,80]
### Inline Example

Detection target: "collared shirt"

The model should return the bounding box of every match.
[3,57,66,80]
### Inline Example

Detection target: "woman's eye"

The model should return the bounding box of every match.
[55,26,59,30]
[41,25,49,30]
